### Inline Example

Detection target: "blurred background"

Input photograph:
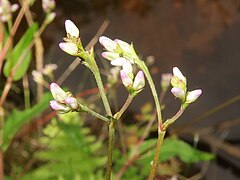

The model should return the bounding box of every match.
[2,0,240,179]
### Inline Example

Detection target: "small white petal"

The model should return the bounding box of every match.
[101,52,119,61]
[173,67,186,84]
[133,71,145,91]
[50,83,68,102]
[65,20,79,37]
[110,57,127,66]
[65,97,78,110]
[11,4,19,12]
[99,36,117,52]
[122,61,133,75]
[114,39,131,52]
[59,42,78,56]
[50,100,71,113]
[186,89,202,103]
[120,70,133,87]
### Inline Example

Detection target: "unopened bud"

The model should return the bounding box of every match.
[50,100,71,114]
[59,42,78,56]
[65,20,79,38]
[120,70,133,88]
[133,71,145,91]
[65,97,79,110]
[99,36,117,52]
[173,67,186,84]
[171,87,185,100]
[185,89,202,103]
[50,83,68,102]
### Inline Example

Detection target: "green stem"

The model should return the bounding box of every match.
[105,121,115,180]
[80,104,111,123]
[114,94,134,120]
[0,107,4,179]
[162,105,186,131]
[148,130,166,180]
[85,56,112,117]
[135,58,162,126]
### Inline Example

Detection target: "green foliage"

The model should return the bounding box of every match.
[3,23,38,81]
[114,137,214,179]
[2,92,52,151]
[23,113,106,180]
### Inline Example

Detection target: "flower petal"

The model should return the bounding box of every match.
[110,57,127,66]
[50,83,68,102]
[186,89,202,103]
[120,70,133,87]
[133,71,145,91]
[59,42,78,56]
[65,20,79,38]
[99,36,117,52]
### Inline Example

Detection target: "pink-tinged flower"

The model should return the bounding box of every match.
[114,39,132,53]
[0,0,19,22]
[161,73,172,90]
[50,83,68,102]
[65,97,79,110]
[173,67,186,84]
[133,71,145,91]
[46,12,56,24]
[59,42,78,56]
[43,64,57,75]
[65,20,79,38]
[120,70,133,87]
[50,100,71,114]
[171,87,185,99]
[99,36,117,52]
[186,89,202,103]
[101,52,119,61]
[42,0,55,13]
[32,70,43,84]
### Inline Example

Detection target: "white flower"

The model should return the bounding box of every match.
[173,67,186,84]
[50,83,68,102]
[59,42,78,55]
[99,36,117,52]
[122,61,133,75]
[65,20,79,38]
[186,89,202,103]
[120,70,133,87]
[133,71,145,91]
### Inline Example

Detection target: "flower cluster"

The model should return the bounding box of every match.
[171,67,202,104]
[0,0,18,22]
[50,83,79,114]
[59,20,84,56]
[99,36,145,94]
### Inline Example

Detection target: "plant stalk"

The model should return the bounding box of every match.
[105,120,115,180]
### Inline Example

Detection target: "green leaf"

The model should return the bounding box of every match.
[2,92,52,151]
[3,23,38,81]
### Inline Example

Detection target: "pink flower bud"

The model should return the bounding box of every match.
[65,97,79,110]
[171,87,185,99]
[50,100,71,114]
[161,73,172,90]
[59,42,78,56]
[32,70,43,84]
[120,70,133,87]
[65,20,79,38]
[50,83,68,102]
[101,52,119,61]
[133,71,145,91]
[186,89,202,103]
[99,36,117,52]
[173,67,186,84]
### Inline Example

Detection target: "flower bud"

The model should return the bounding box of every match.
[110,57,127,66]
[185,89,202,103]
[101,52,119,61]
[114,39,131,53]
[59,42,78,56]
[122,61,133,75]
[46,12,56,24]
[50,100,71,114]
[171,87,185,100]
[42,0,55,13]
[133,71,145,91]
[120,70,133,88]
[50,83,68,102]
[65,97,79,110]
[32,70,43,84]
[161,73,172,91]
[99,36,117,52]
[173,67,186,84]
[65,20,79,38]
[43,64,57,76]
